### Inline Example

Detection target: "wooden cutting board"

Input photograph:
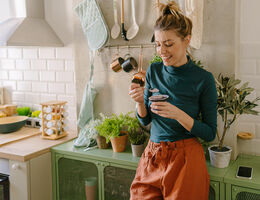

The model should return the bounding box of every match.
[0,127,41,146]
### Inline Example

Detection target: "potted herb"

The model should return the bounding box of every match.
[95,113,128,152]
[209,74,260,168]
[124,113,147,157]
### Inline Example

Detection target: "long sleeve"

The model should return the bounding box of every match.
[190,73,217,141]
[136,67,152,126]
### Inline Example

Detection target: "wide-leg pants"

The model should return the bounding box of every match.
[130,138,209,200]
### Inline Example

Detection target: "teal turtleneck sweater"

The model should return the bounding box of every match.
[137,58,217,143]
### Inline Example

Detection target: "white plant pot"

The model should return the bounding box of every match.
[208,145,232,168]
[131,144,145,157]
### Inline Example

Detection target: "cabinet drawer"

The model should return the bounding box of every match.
[232,185,260,200]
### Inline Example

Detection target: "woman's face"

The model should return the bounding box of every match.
[154,29,190,67]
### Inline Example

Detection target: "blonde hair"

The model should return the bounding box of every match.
[154,1,192,40]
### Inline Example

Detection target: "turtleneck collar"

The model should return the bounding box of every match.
[163,56,192,75]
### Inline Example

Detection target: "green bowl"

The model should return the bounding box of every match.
[0,116,28,133]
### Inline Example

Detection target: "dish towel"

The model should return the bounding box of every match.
[178,0,204,49]
[74,50,97,147]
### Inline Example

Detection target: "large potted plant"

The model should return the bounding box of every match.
[95,113,128,152]
[209,74,260,168]
[124,113,148,157]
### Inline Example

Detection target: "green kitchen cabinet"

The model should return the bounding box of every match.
[52,141,260,200]
[224,155,260,200]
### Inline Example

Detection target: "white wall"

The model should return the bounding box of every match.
[236,0,260,155]
[0,0,77,131]
[74,0,235,117]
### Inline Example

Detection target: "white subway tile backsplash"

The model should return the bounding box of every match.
[1,59,15,69]
[237,121,255,135]
[16,60,30,70]
[65,60,75,71]
[66,83,76,94]
[24,71,39,81]
[240,59,257,74]
[24,93,41,104]
[39,48,55,59]
[3,81,16,90]
[56,72,74,82]
[240,76,260,90]
[12,92,25,101]
[0,48,7,58]
[40,71,55,81]
[17,81,32,91]
[48,83,65,94]
[41,94,57,102]
[47,60,64,71]
[8,48,22,59]
[57,95,75,105]
[1,46,76,131]
[56,47,73,59]
[32,82,48,92]
[23,48,38,59]
[9,71,23,80]
[255,124,260,139]
[240,43,260,59]
[0,71,8,80]
[257,60,260,74]
[31,60,46,70]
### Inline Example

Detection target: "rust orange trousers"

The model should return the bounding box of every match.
[130,138,209,200]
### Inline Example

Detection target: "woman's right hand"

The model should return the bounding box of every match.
[129,83,145,104]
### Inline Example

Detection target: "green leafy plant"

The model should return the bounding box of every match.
[215,74,260,150]
[123,113,147,145]
[16,107,31,116]
[150,53,162,64]
[95,113,126,143]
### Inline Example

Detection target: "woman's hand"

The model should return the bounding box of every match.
[129,83,145,104]
[150,101,181,119]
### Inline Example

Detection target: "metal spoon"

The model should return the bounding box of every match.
[126,0,139,40]
[145,88,159,93]
[111,0,120,39]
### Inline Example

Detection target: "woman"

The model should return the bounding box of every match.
[128,1,217,200]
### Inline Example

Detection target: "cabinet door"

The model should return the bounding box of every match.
[9,160,30,200]
[104,166,136,200]
[209,180,220,200]
[56,157,98,200]
[232,185,260,200]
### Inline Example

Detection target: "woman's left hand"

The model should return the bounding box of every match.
[150,102,181,119]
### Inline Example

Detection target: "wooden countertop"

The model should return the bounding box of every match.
[0,128,77,162]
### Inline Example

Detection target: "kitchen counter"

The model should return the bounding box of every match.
[0,128,77,162]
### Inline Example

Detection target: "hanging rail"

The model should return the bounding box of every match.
[102,44,156,49]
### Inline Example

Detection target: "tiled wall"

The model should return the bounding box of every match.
[0,47,77,131]
[237,0,260,155]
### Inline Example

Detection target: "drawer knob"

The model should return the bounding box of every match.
[11,163,20,170]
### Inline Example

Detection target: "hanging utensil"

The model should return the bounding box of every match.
[121,0,128,41]
[126,0,139,40]
[111,0,120,39]
[151,0,160,43]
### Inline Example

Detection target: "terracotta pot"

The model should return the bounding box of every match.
[131,144,145,157]
[96,135,110,149]
[110,133,128,152]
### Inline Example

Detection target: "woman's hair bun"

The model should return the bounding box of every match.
[159,1,183,19]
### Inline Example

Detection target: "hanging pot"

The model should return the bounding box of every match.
[131,47,146,86]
